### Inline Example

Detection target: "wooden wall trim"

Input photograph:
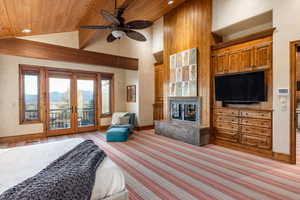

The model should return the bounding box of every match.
[0,133,45,144]
[289,40,300,164]
[272,152,292,164]
[0,38,138,70]
[212,28,276,50]
[215,140,293,164]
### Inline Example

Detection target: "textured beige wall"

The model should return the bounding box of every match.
[272,0,300,154]
[212,0,273,31]
[152,17,164,53]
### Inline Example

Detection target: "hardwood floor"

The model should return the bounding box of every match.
[1,130,300,200]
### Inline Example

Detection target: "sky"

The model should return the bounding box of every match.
[24,76,94,95]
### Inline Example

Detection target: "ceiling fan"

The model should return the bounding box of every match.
[80,0,153,43]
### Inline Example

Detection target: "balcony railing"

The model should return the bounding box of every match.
[49,108,71,129]
[25,110,39,121]
[77,107,95,127]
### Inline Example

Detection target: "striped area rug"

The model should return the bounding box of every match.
[83,131,300,200]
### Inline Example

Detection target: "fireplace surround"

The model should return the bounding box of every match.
[155,96,209,146]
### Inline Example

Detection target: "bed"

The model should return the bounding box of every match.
[0,138,128,200]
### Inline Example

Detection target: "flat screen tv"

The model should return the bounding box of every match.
[215,71,266,104]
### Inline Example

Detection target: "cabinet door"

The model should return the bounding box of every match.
[215,128,239,143]
[212,56,219,75]
[240,47,254,72]
[227,51,241,73]
[240,134,271,149]
[155,64,164,102]
[254,42,272,70]
[215,53,228,75]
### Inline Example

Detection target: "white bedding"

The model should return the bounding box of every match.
[0,139,125,200]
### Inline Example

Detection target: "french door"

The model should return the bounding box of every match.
[46,71,97,136]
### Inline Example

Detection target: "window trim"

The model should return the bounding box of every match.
[100,73,114,118]
[19,66,42,124]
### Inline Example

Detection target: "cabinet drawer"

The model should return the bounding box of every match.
[214,108,239,116]
[214,121,239,131]
[241,134,271,149]
[241,125,271,136]
[215,115,238,124]
[215,129,239,143]
[240,118,271,128]
[240,110,271,119]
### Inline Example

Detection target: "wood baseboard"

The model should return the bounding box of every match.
[136,125,154,131]
[272,152,293,164]
[214,140,294,164]
[99,126,110,131]
[214,139,273,159]
[0,132,45,143]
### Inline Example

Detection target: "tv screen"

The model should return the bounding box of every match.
[215,71,266,103]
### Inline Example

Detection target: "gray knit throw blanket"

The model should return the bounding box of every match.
[0,140,106,200]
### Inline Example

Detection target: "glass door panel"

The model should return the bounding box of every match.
[48,77,72,131]
[77,79,96,128]
[101,79,111,114]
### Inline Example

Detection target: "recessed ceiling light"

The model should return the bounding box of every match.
[22,29,32,33]
[168,0,174,5]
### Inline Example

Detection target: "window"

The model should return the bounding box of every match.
[101,75,113,116]
[19,67,41,123]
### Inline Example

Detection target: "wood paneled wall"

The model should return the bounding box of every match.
[163,0,212,127]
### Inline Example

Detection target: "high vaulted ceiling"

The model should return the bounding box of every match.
[0,0,93,38]
[0,0,187,47]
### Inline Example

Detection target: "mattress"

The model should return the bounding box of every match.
[0,139,125,200]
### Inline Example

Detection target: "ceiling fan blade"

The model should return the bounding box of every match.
[107,33,117,43]
[126,30,147,41]
[80,25,111,30]
[100,10,120,25]
[126,20,153,29]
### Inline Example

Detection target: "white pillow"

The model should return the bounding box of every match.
[111,112,128,125]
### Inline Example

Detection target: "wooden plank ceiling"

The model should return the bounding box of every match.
[0,0,93,38]
[0,0,187,46]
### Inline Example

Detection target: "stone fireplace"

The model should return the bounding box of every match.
[155,96,209,146]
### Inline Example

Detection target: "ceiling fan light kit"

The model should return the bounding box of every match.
[80,0,153,43]
[112,30,126,39]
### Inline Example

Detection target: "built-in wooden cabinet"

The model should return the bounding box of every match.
[212,35,273,156]
[212,41,272,75]
[214,107,272,150]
